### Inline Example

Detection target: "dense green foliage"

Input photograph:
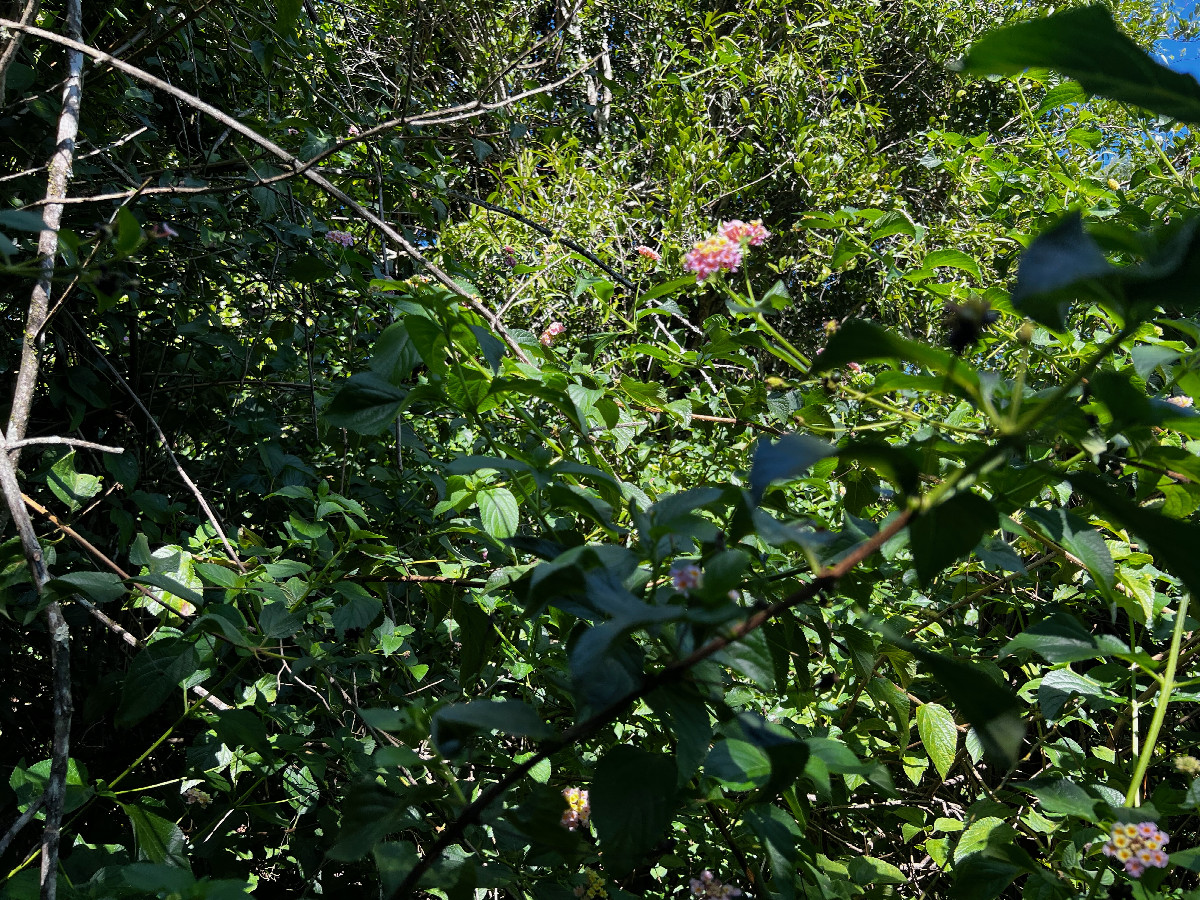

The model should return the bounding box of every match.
[5,1,1200,898]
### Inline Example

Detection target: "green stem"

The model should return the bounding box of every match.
[1124,594,1190,807]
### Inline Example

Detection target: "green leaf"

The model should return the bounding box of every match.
[812,319,980,399]
[1011,213,1112,331]
[288,254,333,283]
[259,603,302,638]
[849,855,907,885]
[1002,614,1148,665]
[1020,777,1100,821]
[328,782,423,861]
[917,702,958,781]
[10,757,91,814]
[1024,507,1115,599]
[116,207,143,254]
[276,0,302,33]
[0,209,46,231]
[46,571,126,603]
[591,746,677,874]
[431,700,553,758]
[956,5,1200,123]
[909,491,997,586]
[47,451,102,512]
[749,433,837,502]
[715,627,776,690]
[118,802,189,867]
[324,372,406,434]
[371,322,422,385]
[332,586,382,637]
[1070,472,1200,599]
[116,640,200,728]
[477,487,519,540]
[891,637,1025,768]
[922,249,981,281]
[1035,81,1089,115]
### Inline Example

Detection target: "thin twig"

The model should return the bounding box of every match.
[0,794,45,858]
[83,348,246,573]
[1,436,125,453]
[0,18,538,366]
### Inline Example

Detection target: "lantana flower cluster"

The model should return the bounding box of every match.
[670,562,703,594]
[1102,822,1170,878]
[689,870,743,899]
[325,230,354,248]
[540,321,566,347]
[683,219,771,282]
[574,869,607,899]
[636,245,661,262]
[561,787,590,831]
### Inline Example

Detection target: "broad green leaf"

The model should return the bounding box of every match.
[46,571,126,604]
[848,856,906,885]
[10,757,91,814]
[1010,213,1112,331]
[328,782,423,861]
[118,802,189,867]
[956,5,1200,123]
[116,640,200,728]
[1071,472,1200,599]
[477,487,519,540]
[812,319,980,398]
[324,372,406,434]
[47,451,102,512]
[1035,81,1088,115]
[897,640,1025,767]
[276,0,302,33]
[431,700,553,758]
[916,702,958,781]
[922,249,981,281]
[591,746,677,874]
[371,322,421,384]
[749,433,837,502]
[332,585,382,637]
[1020,777,1100,821]
[909,491,997,586]
[1023,507,1115,599]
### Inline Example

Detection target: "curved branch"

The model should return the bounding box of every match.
[0,18,535,365]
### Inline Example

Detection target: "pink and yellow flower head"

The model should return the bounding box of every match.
[670,562,703,594]
[720,219,770,247]
[683,234,743,281]
[1102,822,1171,878]
[561,787,590,831]
[636,245,661,262]
[683,218,770,282]
[689,870,743,899]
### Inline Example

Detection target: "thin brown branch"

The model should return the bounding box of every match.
[389,507,915,898]
[81,347,246,572]
[0,794,44,858]
[1,435,125,453]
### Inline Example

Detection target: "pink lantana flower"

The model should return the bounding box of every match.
[636,245,661,262]
[689,870,742,899]
[1102,822,1170,878]
[670,562,703,594]
[683,234,743,281]
[561,787,590,831]
[720,219,770,247]
[325,230,354,248]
